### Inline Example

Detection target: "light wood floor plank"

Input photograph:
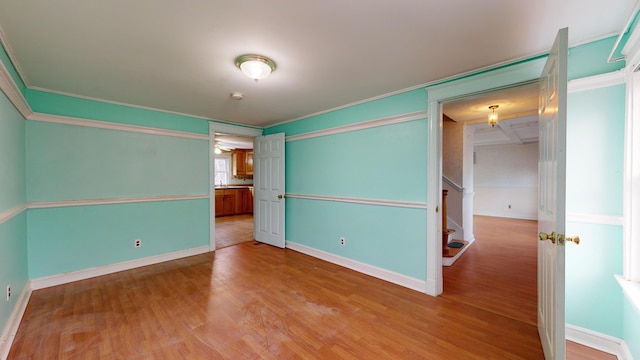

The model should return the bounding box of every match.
[8,215,615,359]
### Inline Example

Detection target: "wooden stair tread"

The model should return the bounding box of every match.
[444,229,455,235]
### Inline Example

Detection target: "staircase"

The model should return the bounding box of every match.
[442,189,456,253]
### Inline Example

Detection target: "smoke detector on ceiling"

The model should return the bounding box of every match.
[231,92,244,100]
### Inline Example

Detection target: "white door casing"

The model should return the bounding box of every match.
[254,133,286,248]
[537,27,568,360]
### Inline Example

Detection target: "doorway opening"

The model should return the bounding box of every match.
[212,132,256,250]
[439,83,540,325]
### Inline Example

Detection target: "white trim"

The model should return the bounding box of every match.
[566,213,624,226]
[568,71,626,93]
[0,54,31,119]
[426,97,443,296]
[442,239,474,267]
[209,124,216,252]
[30,245,210,290]
[0,282,31,360]
[565,323,630,360]
[286,241,427,293]
[28,194,209,209]
[285,193,427,209]
[27,112,209,140]
[285,111,428,142]
[617,274,640,316]
[0,204,27,225]
[625,70,640,284]
[209,122,262,138]
[425,58,549,298]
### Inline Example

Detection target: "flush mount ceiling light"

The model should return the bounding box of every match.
[235,54,276,82]
[488,105,499,127]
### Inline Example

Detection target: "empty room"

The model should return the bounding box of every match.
[1,1,639,359]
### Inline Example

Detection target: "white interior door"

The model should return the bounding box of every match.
[254,133,286,248]
[537,27,568,360]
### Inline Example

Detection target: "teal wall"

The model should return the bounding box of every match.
[26,121,209,202]
[624,297,640,359]
[269,90,428,281]
[0,86,29,337]
[24,116,211,278]
[565,84,625,338]
[27,199,209,278]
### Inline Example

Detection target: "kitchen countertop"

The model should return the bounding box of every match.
[214,185,253,189]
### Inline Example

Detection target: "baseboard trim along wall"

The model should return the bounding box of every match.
[566,324,632,360]
[286,241,427,293]
[30,245,210,290]
[0,283,32,360]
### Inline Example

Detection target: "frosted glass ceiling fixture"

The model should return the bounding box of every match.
[235,54,276,82]
[488,105,499,127]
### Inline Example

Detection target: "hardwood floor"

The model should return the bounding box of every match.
[443,215,615,360]
[215,214,254,249]
[8,216,615,359]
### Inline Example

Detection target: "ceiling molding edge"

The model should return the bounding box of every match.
[28,112,209,140]
[0,54,32,118]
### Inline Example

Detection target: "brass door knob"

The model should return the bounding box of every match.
[538,232,556,244]
[277,194,284,199]
[565,236,580,245]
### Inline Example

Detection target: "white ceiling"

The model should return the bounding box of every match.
[443,83,540,146]
[0,1,634,128]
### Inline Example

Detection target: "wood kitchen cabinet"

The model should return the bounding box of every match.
[232,149,254,178]
[215,188,254,217]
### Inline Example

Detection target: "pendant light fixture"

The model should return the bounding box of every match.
[488,105,499,127]
[235,54,276,82]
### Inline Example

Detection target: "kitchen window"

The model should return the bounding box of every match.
[215,157,230,186]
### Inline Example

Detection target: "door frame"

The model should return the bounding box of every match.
[425,58,547,296]
[208,122,263,251]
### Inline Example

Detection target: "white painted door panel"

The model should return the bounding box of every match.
[254,133,285,248]
[538,27,568,360]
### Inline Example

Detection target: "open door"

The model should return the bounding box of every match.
[253,133,286,248]
[537,27,568,360]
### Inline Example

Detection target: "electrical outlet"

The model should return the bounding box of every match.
[340,237,345,246]
[134,239,142,248]
[6,284,10,301]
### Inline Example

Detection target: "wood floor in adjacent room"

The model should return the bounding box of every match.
[8,216,615,359]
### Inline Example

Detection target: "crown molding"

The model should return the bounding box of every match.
[568,70,626,93]
[0,57,32,118]
[285,111,427,142]
[27,112,209,140]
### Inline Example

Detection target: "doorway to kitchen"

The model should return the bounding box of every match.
[208,123,262,251]
[213,133,256,250]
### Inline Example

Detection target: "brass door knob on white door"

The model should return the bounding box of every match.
[277,194,284,199]
[538,232,556,244]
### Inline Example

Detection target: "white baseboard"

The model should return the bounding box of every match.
[0,283,32,360]
[442,238,475,267]
[566,324,631,360]
[285,241,427,293]
[30,245,210,290]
